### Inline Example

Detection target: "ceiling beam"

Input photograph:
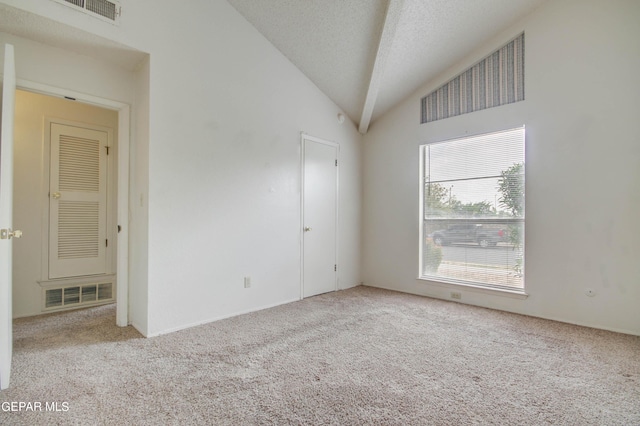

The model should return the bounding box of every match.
[358,0,405,134]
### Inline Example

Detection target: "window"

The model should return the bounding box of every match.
[421,33,524,124]
[420,127,525,291]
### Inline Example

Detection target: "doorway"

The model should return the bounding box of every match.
[1,40,135,390]
[301,134,339,298]
[13,90,119,317]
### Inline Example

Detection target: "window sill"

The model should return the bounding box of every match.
[417,276,529,299]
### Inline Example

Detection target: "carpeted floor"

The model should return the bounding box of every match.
[1,286,639,425]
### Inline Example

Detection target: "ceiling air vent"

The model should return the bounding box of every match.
[53,0,121,25]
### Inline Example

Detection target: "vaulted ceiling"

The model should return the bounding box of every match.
[226,0,547,133]
[0,1,547,134]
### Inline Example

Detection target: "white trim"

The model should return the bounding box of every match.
[419,126,526,292]
[37,273,116,288]
[42,117,115,280]
[417,277,529,299]
[300,132,340,298]
[359,0,405,134]
[16,78,130,327]
[16,79,125,110]
[418,145,426,279]
[301,132,339,147]
[115,104,129,327]
[299,134,304,300]
[367,284,637,336]
[147,298,300,338]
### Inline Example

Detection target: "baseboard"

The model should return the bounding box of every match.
[364,284,640,337]
[146,298,300,338]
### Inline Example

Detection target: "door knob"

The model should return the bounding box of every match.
[51,192,61,199]
[0,228,23,240]
[304,227,312,232]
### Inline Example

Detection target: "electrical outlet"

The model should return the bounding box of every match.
[244,277,251,288]
[450,292,462,300]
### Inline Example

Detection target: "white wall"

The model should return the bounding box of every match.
[1,0,362,336]
[128,56,150,334]
[140,1,363,336]
[12,90,118,317]
[363,0,640,335]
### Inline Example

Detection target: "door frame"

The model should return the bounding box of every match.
[299,132,339,299]
[16,78,130,326]
[45,118,113,281]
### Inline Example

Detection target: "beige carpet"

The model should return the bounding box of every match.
[1,286,639,425]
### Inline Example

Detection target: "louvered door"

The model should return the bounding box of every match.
[49,123,108,279]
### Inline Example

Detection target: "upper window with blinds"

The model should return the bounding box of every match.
[421,33,524,124]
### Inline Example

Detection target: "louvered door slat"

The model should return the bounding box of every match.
[59,135,100,192]
[58,200,100,259]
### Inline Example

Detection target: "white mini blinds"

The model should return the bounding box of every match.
[421,33,524,124]
[421,127,525,291]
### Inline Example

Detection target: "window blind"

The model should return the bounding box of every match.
[421,127,525,290]
[421,33,524,124]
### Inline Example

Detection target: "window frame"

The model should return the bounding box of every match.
[418,127,526,293]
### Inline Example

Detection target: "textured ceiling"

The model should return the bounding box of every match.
[227,0,547,132]
[1,1,546,131]
[225,0,389,125]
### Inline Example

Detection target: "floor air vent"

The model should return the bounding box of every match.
[54,0,121,24]
[45,283,114,310]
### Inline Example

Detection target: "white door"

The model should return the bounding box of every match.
[0,44,18,390]
[49,123,108,279]
[302,135,338,298]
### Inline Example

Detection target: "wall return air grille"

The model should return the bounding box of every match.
[45,282,114,310]
[54,0,121,24]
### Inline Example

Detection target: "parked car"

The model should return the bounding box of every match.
[431,224,505,248]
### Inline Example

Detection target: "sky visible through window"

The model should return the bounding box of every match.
[424,128,524,215]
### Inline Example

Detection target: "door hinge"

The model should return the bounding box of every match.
[334,264,337,272]
[106,239,108,247]
[106,146,110,155]
[335,159,338,166]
